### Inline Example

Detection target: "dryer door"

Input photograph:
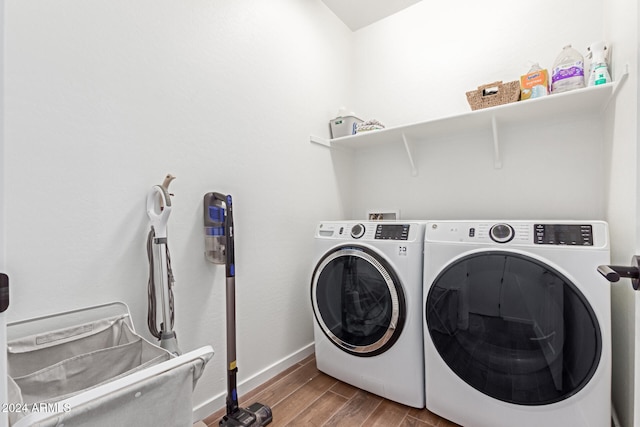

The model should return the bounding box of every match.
[311,246,406,357]
[426,250,601,405]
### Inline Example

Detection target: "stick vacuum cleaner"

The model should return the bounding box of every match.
[204,193,273,427]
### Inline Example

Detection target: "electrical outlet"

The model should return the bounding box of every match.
[367,210,400,221]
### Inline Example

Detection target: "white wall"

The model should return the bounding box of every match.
[346,0,608,221]
[347,116,607,221]
[4,0,352,419]
[351,0,604,127]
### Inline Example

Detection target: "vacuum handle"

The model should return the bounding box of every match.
[598,255,640,290]
[146,185,172,239]
[224,195,235,278]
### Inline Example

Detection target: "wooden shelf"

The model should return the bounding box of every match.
[311,71,627,174]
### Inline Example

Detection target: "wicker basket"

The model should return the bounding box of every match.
[466,80,521,111]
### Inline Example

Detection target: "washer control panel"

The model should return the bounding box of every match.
[317,222,417,241]
[375,224,410,240]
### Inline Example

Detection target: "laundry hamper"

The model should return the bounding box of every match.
[5,302,214,427]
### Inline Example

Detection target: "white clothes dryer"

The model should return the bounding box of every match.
[311,221,425,408]
[423,220,611,427]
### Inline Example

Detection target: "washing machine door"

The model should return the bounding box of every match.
[311,246,406,357]
[426,250,601,406]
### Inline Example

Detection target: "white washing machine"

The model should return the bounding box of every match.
[423,220,611,427]
[311,221,425,408]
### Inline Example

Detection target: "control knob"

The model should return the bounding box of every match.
[351,224,365,239]
[490,223,514,243]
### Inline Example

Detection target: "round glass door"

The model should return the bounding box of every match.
[426,251,601,405]
[311,246,405,357]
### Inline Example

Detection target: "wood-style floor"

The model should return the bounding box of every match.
[202,355,459,427]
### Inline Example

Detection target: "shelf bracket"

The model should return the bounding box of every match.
[401,132,418,177]
[601,63,630,112]
[491,115,502,169]
[611,63,629,98]
[309,135,331,147]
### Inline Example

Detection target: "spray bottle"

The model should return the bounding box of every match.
[587,42,611,86]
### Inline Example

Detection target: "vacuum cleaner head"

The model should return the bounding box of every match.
[219,403,273,427]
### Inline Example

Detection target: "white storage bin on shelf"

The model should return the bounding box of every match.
[329,115,362,138]
[5,302,214,427]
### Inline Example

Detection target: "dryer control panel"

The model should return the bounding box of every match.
[426,220,608,248]
[534,224,593,246]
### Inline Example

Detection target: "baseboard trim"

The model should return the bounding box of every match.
[192,342,315,423]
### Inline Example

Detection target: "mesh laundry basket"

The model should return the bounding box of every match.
[8,316,171,405]
[5,302,213,427]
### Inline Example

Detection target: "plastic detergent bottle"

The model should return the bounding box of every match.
[587,41,611,86]
[551,45,585,94]
[520,63,549,100]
